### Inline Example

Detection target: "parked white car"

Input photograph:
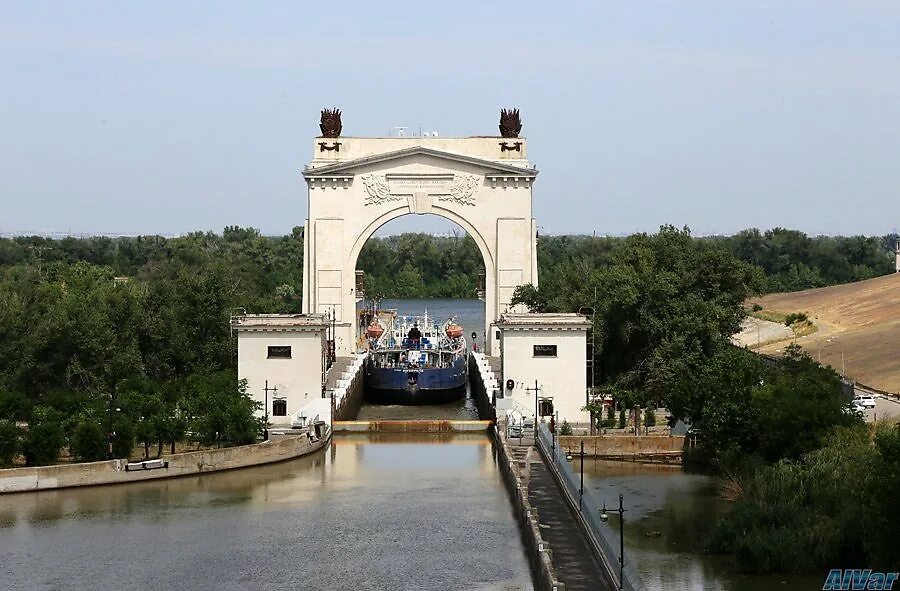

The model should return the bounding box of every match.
[853,394,877,409]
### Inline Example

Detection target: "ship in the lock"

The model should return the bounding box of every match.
[363,311,468,405]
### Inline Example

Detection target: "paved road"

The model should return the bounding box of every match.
[861,395,900,423]
[732,318,794,348]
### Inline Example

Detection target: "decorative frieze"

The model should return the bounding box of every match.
[361,173,482,206]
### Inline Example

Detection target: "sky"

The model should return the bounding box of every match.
[1,1,898,237]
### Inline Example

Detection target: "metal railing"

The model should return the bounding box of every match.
[535,423,647,591]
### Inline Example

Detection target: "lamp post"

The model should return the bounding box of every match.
[106,389,121,460]
[819,337,845,378]
[263,380,278,441]
[600,492,627,590]
[578,440,585,509]
[526,380,542,431]
[331,306,337,365]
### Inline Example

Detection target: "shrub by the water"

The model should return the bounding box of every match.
[23,407,65,466]
[618,409,626,429]
[559,420,573,436]
[644,407,656,427]
[708,423,900,573]
[0,419,20,467]
[71,420,107,462]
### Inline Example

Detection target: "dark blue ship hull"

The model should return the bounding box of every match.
[364,356,467,405]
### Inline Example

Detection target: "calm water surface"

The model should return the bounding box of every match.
[0,433,532,591]
[581,461,823,591]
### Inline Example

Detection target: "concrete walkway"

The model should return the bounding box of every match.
[508,439,614,591]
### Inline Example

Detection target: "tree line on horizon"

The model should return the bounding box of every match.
[1,226,894,301]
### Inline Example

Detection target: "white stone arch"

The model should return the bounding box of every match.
[301,137,538,356]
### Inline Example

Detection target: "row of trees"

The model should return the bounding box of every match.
[715,228,896,292]
[509,225,896,572]
[0,229,288,466]
[357,232,484,298]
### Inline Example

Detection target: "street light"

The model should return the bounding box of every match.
[819,337,845,378]
[600,492,627,590]
[263,380,278,441]
[565,441,586,509]
[106,390,121,460]
[526,380,542,429]
[578,440,585,509]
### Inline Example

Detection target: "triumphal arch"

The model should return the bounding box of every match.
[301,109,538,355]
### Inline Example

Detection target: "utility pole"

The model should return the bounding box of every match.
[579,440,585,509]
[601,493,627,590]
[526,380,541,430]
[263,380,277,441]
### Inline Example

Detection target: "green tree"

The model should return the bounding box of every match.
[23,407,65,466]
[184,372,261,447]
[0,419,20,467]
[111,416,136,459]
[71,420,107,462]
[752,344,853,462]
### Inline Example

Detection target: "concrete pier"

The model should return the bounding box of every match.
[513,435,614,591]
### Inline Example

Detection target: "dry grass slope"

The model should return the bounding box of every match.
[749,273,900,393]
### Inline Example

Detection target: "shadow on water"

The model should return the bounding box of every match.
[582,460,823,591]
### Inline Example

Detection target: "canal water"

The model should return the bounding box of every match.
[582,461,823,591]
[357,298,484,421]
[0,433,533,591]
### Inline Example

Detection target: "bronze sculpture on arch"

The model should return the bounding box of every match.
[499,108,522,138]
[320,108,342,138]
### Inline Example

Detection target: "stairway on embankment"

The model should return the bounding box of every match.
[324,356,366,421]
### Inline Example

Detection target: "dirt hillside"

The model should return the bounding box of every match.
[749,273,900,393]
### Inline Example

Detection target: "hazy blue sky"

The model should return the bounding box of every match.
[1,1,898,237]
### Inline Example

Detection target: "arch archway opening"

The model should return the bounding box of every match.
[353,214,488,420]
[354,213,487,354]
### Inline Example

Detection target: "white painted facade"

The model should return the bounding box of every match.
[231,315,328,427]
[301,136,539,355]
[895,238,900,272]
[496,313,591,425]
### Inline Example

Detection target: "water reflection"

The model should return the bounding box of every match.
[582,460,822,591]
[0,434,532,591]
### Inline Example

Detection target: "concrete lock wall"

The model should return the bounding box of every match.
[558,435,685,460]
[492,425,565,591]
[0,434,328,494]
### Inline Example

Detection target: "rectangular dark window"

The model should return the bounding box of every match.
[272,399,287,416]
[267,346,292,359]
[533,344,557,357]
